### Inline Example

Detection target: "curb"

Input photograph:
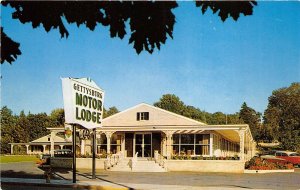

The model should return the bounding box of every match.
[244,169,294,174]
[1,180,130,190]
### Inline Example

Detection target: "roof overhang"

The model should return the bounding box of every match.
[47,124,253,143]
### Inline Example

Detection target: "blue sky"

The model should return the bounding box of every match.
[1,2,300,115]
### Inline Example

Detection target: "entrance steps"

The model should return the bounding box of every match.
[108,158,166,172]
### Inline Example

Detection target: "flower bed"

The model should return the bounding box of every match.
[171,155,240,160]
[245,157,294,170]
[76,153,108,159]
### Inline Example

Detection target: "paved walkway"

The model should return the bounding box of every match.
[2,170,300,190]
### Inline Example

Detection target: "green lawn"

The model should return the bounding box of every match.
[0,155,39,163]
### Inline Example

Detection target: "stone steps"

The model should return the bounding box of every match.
[108,158,166,172]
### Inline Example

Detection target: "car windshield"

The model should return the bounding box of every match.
[290,153,300,156]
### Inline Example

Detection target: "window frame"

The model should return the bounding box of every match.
[172,134,210,156]
[137,112,149,121]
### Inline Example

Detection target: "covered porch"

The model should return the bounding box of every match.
[95,124,255,161]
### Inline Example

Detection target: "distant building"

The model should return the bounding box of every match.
[9,133,77,155]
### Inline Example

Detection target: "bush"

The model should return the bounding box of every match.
[245,157,294,170]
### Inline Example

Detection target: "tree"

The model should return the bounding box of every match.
[209,112,227,125]
[17,110,30,142]
[1,1,257,64]
[263,83,300,151]
[205,112,243,125]
[183,105,206,122]
[227,113,244,125]
[154,94,186,115]
[154,94,245,125]
[239,102,261,141]
[0,107,28,154]
[1,106,18,153]
[49,108,65,128]
[0,106,68,154]
[26,113,50,141]
[103,106,119,118]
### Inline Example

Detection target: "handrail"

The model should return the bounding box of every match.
[129,152,138,171]
[154,151,166,169]
[104,151,123,170]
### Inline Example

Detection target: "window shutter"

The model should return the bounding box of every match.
[137,112,140,121]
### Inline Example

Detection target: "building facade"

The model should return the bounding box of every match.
[11,103,256,163]
[92,103,255,161]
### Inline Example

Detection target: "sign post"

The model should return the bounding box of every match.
[61,77,104,183]
[92,128,96,179]
[72,125,76,183]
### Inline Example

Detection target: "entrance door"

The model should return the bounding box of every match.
[125,133,134,157]
[135,133,152,158]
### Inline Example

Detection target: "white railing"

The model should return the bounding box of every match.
[104,151,123,170]
[129,152,138,171]
[154,151,166,169]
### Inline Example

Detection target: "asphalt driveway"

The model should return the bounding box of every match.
[1,162,300,189]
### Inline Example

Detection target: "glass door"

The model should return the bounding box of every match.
[135,133,152,158]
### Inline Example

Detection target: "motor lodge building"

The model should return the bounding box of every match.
[10,103,256,172]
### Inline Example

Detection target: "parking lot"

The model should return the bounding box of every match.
[1,162,300,189]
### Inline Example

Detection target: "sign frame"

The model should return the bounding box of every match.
[61,77,105,129]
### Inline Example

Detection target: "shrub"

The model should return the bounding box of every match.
[245,157,294,170]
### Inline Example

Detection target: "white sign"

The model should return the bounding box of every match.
[61,77,104,129]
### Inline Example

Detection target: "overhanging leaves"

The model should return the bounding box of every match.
[195,1,257,22]
[1,1,256,64]
[1,27,21,64]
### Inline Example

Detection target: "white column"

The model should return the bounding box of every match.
[121,134,125,157]
[162,135,167,157]
[11,144,14,155]
[247,134,251,160]
[81,139,85,155]
[50,132,56,157]
[26,145,29,155]
[105,132,114,154]
[252,140,256,157]
[238,130,245,161]
[43,145,46,153]
[96,133,101,154]
[163,131,175,160]
[60,145,64,149]
[209,133,213,156]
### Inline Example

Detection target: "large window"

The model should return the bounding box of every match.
[110,134,122,154]
[212,133,239,156]
[97,133,122,154]
[172,134,210,156]
[97,133,107,154]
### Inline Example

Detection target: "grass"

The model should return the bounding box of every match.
[0,155,39,163]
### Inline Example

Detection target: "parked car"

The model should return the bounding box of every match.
[54,149,72,157]
[275,151,300,167]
